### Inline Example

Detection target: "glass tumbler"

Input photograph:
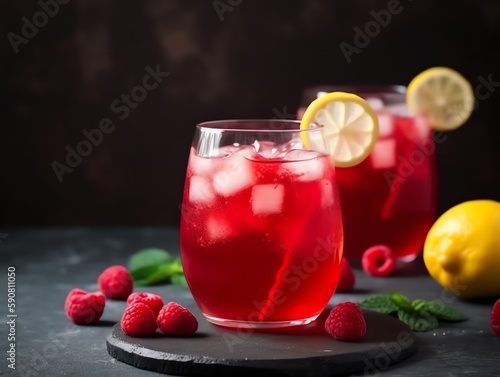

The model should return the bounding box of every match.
[298,86,438,260]
[180,120,344,329]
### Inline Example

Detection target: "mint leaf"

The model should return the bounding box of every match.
[359,294,400,314]
[359,293,467,332]
[133,262,183,286]
[169,257,184,274]
[410,298,428,311]
[171,274,189,289]
[131,265,164,283]
[398,309,439,332]
[390,292,413,311]
[128,248,172,273]
[128,249,184,286]
[411,299,467,321]
[133,264,169,286]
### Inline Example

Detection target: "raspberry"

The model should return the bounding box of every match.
[491,299,500,336]
[325,302,366,340]
[362,245,396,277]
[157,302,198,336]
[121,302,157,336]
[336,258,356,292]
[98,265,133,300]
[127,292,164,317]
[65,289,105,325]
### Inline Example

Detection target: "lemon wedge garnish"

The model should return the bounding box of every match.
[407,67,474,131]
[300,92,379,168]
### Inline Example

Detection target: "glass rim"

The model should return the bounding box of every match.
[303,84,406,96]
[196,119,323,133]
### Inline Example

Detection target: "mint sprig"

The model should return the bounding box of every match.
[128,249,187,287]
[356,294,400,313]
[411,299,467,321]
[398,309,439,332]
[359,293,467,332]
[389,292,413,311]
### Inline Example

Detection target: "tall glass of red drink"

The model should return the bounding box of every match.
[298,86,438,260]
[180,120,343,328]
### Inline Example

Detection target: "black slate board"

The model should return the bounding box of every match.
[106,306,417,377]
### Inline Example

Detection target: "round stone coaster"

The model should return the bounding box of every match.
[106,306,417,376]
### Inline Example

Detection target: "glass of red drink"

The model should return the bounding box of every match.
[180,120,343,328]
[298,86,438,260]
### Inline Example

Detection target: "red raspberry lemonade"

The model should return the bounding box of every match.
[180,143,343,327]
[298,87,438,260]
[335,113,437,260]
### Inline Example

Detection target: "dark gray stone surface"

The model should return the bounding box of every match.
[1,228,499,376]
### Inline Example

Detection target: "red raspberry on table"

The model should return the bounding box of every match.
[127,292,164,317]
[325,302,366,340]
[65,289,105,325]
[362,245,396,277]
[98,265,133,300]
[121,302,158,336]
[336,258,356,292]
[491,299,500,336]
[157,302,198,336]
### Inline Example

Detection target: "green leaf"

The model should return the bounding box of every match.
[133,262,183,286]
[410,298,428,311]
[390,292,413,311]
[128,248,172,273]
[398,309,439,332]
[359,294,400,314]
[360,292,467,332]
[169,257,184,274]
[411,299,467,321]
[131,265,165,282]
[132,264,170,286]
[171,274,189,289]
[128,248,184,286]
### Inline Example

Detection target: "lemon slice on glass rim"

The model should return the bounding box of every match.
[406,67,474,131]
[300,92,379,168]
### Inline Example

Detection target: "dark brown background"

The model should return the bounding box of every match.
[1,0,499,227]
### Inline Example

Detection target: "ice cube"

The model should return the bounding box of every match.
[206,216,232,242]
[251,184,285,215]
[320,179,335,208]
[281,139,303,151]
[386,103,412,117]
[281,150,325,182]
[398,114,431,141]
[217,145,241,157]
[254,140,280,158]
[237,145,258,160]
[213,153,255,196]
[189,147,216,176]
[366,97,384,111]
[189,176,216,204]
[412,115,431,140]
[377,112,394,137]
[370,139,396,169]
[274,139,305,158]
[282,149,323,161]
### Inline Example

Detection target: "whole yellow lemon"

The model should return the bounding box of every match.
[423,199,500,299]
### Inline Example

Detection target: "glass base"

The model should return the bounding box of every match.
[203,314,319,329]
